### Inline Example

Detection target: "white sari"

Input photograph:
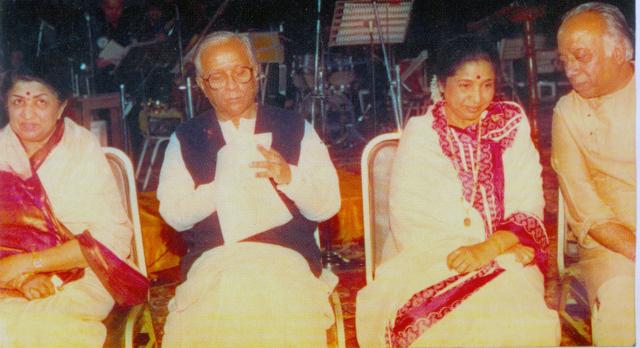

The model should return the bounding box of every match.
[357,101,560,347]
[0,118,132,348]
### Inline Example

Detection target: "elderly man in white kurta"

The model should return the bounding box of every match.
[552,2,635,346]
[157,31,341,347]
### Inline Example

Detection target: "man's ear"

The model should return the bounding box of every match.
[611,41,627,65]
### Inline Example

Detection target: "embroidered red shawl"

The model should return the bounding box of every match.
[0,121,148,306]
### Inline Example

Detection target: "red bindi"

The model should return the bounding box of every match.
[476,75,481,80]
[25,91,30,95]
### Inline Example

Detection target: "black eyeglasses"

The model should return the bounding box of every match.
[201,66,254,90]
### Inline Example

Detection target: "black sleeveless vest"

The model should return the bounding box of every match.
[175,105,321,278]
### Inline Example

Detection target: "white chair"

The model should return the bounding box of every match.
[360,132,401,284]
[557,190,592,344]
[103,147,157,348]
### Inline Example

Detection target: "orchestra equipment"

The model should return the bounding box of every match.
[328,0,413,47]
[328,0,414,132]
[326,54,356,88]
[297,92,362,146]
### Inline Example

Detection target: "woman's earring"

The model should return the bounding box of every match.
[430,75,443,102]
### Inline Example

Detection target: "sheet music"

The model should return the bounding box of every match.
[98,40,127,64]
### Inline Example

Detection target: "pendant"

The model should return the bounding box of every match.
[464,217,471,227]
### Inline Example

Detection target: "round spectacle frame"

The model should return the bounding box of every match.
[202,66,254,90]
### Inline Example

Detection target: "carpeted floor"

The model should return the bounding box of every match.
[140,100,592,347]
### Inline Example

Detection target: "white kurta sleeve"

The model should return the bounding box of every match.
[276,121,341,222]
[157,134,218,231]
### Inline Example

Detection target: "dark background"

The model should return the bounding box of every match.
[0,0,634,69]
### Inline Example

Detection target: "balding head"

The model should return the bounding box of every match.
[194,31,259,77]
[559,2,633,61]
[557,3,634,98]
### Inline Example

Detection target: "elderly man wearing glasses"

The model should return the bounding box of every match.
[157,31,341,347]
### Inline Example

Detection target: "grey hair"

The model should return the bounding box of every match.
[560,2,633,61]
[193,31,259,76]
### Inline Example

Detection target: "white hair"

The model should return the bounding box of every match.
[560,2,634,61]
[193,31,259,76]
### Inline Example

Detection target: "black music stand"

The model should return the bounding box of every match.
[329,0,413,132]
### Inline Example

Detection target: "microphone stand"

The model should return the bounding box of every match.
[310,0,348,269]
[371,1,402,131]
[174,4,193,119]
[309,0,326,137]
[84,8,95,96]
[368,21,378,134]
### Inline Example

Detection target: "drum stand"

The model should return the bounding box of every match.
[308,0,350,269]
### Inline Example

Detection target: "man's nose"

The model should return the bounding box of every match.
[563,58,579,77]
[224,74,240,90]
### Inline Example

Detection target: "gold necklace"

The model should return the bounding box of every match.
[445,118,483,227]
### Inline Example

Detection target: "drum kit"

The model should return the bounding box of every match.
[291,52,366,147]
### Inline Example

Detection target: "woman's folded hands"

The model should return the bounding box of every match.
[17,274,56,300]
[446,231,534,274]
[0,254,56,300]
[446,240,500,274]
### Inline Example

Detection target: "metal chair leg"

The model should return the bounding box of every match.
[135,137,150,179]
[143,137,169,191]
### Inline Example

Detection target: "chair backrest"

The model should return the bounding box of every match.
[103,147,147,277]
[361,132,401,284]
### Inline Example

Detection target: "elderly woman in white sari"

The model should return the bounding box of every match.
[0,67,147,347]
[356,35,560,347]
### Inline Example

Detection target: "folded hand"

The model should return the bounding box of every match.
[250,145,292,185]
[19,274,55,300]
[504,243,534,265]
[446,240,499,274]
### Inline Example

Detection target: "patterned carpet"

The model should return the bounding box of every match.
[140,101,592,347]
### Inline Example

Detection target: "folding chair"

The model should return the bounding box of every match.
[360,132,401,284]
[557,190,592,344]
[103,147,157,348]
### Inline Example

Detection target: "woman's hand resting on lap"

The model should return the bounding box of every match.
[19,274,55,300]
[446,240,499,274]
[504,244,534,265]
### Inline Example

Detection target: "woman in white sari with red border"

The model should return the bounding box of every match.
[356,35,560,347]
